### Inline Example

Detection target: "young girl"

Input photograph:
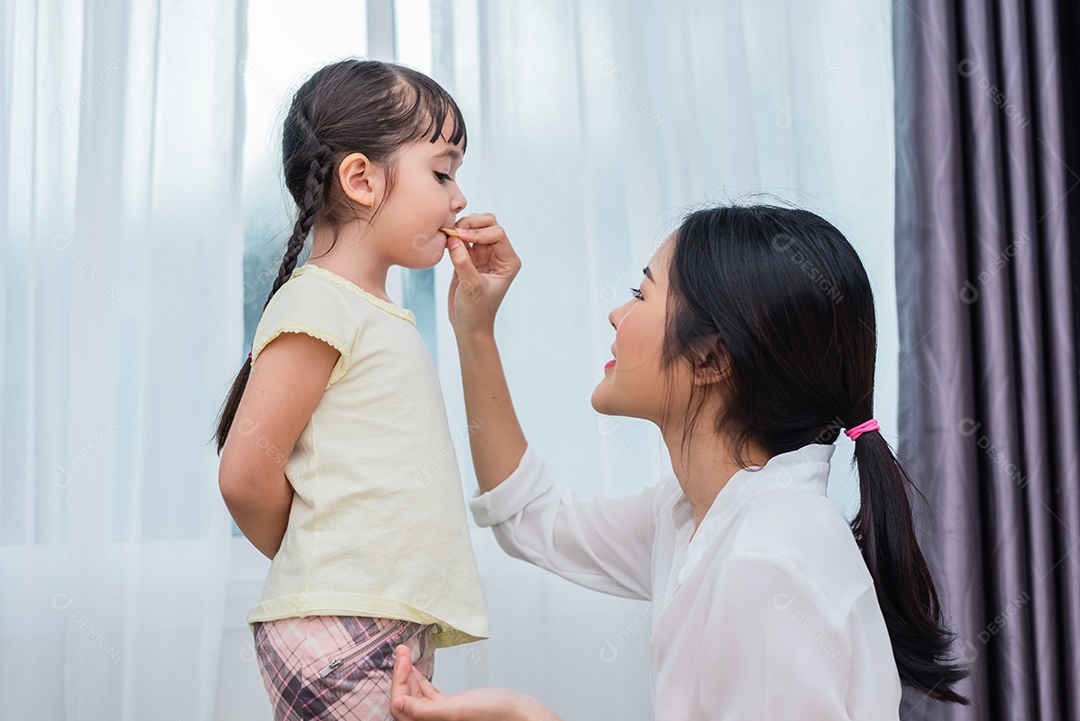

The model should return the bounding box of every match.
[215,59,488,720]
[388,205,969,720]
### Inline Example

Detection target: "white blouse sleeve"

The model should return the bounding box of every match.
[699,552,857,720]
[469,444,659,600]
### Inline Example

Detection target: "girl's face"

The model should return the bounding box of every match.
[376,122,467,269]
[592,238,696,425]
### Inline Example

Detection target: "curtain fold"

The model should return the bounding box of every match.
[894,1,1080,718]
[0,0,246,718]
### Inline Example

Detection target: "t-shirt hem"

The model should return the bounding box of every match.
[246,593,489,648]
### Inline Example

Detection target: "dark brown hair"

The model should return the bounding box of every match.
[214,59,466,453]
[663,204,969,703]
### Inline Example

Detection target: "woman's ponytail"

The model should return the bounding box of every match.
[213,151,334,453]
[664,204,971,703]
[850,427,969,703]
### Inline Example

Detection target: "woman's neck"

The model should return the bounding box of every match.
[661,422,772,530]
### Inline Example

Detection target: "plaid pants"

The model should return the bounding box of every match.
[253,616,435,721]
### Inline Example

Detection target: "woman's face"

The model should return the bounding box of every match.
[591,238,695,425]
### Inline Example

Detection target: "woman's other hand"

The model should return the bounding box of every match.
[389,645,563,721]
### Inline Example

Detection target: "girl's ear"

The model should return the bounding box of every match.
[692,347,729,387]
[337,152,381,208]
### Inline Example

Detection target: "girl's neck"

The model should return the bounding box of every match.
[660,422,772,530]
[308,222,393,302]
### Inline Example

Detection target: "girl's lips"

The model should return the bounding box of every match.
[604,359,616,369]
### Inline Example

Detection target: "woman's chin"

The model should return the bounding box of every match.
[590,383,619,416]
[589,387,608,414]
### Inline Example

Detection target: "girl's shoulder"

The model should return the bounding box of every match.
[285,265,416,326]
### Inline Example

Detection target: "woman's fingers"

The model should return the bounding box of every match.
[453,213,497,232]
[390,645,421,719]
[393,696,440,721]
[391,645,411,688]
[444,212,521,332]
[455,224,505,246]
[391,647,453,720]
[459,230,520,276]
[414,669,447,700]
[446,236,483,289]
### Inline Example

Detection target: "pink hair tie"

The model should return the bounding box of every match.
[845,418,879,441]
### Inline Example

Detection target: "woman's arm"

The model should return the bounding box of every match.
[217,332,339,558]
[445,215,527,492]
[454,330,527,493]
[445,216,658,600]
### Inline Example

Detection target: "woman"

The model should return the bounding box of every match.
[391,205,968,720]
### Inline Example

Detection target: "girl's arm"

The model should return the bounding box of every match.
[217,332,339,558]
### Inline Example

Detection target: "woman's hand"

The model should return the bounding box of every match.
[445,214,521,336]
[389,646,563,721]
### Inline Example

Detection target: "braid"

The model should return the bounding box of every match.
[213,123,334,454]
[264,124,335,307]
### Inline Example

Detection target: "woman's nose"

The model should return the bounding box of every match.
[608,301,629,330]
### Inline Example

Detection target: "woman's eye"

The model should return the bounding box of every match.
[434,171,452,184]
[630,287,644,300]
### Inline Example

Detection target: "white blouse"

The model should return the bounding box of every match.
[468,442,903,720]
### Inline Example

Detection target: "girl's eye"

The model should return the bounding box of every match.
[434,171,452,184]
[630,287,644,300]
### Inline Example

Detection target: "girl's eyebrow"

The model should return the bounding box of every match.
[434,148,463,161]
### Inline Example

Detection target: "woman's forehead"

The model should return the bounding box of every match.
[646,238,674,278]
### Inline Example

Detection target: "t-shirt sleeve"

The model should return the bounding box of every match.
[250,275,359,387]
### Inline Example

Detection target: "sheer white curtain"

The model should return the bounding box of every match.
[426,1,897,719]
[1,0,896,719]
[0,0,244,719]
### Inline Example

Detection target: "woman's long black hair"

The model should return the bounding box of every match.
[664,204,968,703]
[213,59,467,453]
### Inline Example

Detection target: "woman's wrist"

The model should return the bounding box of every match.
[454,325,497,348]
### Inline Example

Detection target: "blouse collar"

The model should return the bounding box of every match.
[672,443,837,540]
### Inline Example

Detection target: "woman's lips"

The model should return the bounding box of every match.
[604,359,616,370]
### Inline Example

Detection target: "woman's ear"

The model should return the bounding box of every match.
[692,348,729,387]
[337,152,381,208]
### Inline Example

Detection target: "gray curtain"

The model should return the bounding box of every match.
[894,0,1080,719]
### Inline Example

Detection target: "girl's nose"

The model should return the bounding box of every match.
[451,188,467,214]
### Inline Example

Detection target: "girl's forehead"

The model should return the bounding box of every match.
[436,115,464,147]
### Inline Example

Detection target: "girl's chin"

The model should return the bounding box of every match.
[400,248,445,270]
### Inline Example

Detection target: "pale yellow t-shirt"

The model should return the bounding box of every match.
[246,263,488,647]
